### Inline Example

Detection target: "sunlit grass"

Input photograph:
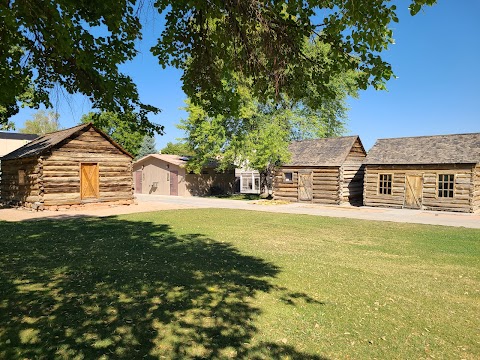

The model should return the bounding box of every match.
[0,209,479,359]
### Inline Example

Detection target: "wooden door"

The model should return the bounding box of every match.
[404,175,423,209]
[170,170,178,196]
[298,173,313,201]
[81,163,99,199]
[135,171,142,194]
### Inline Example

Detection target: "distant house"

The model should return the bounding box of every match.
[236,169,261,194]
[274,136,366,205]
[0,123,134,208]
[363,133,480,213]
[0,132,38,157]
[133,154,236,196]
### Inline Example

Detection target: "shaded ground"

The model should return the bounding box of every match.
[0,216,324,359]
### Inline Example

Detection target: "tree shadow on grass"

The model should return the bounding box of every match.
[0,217,327,359]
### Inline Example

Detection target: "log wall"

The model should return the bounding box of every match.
[474,165,480,212]
[273,167,340,204]
[364,164,475,213]
[340,138,366,205]
[0,157,40,204]
[41,128,133,206]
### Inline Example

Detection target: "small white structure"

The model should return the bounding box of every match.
[237,169,261,194]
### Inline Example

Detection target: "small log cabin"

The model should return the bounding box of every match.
[274,136,366,205]
[0,123,134,209]
[363,133,480,213]
[133,154,236,196]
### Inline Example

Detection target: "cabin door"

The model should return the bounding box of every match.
[298,172,313,201]
[135,171,142,193]
[81,163,99,199]
[404,175,423,209]
[170,170,178,196]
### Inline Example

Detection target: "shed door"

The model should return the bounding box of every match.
[298,173,313,201]
[170,170,178,196]
[81,163,99,199]
[135,171,142,194]
[404,175,423,209]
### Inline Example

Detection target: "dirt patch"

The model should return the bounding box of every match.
[0,202,190,222]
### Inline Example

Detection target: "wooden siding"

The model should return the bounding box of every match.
[274,167,340,204]
[0,157,40,204]
[364,164,475,213]
[474,165,480,212]
[41,128,133,206]
[340,138,366,204]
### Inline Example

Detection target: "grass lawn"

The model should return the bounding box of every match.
[0,209,479,359]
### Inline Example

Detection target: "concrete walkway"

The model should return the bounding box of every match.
[1,194,479,228]
[136,194,480,229]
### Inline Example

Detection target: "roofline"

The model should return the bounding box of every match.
[375,132,480,141]
[133,153,186,167]
[0,132,38,140]
[364,162,478,166]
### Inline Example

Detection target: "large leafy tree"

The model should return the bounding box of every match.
[1,1,435,129]
[180,41,357,192]
[19,110,60,135]
[160,141,194,157]
[80,112,148,157]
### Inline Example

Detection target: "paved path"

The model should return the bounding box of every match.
[1,194,479,228]
[136,194,480,229]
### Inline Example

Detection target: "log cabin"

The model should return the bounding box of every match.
[273,136,366,205]
[133,154,236,196]
[363,133,480,213]
[0,123,134,209]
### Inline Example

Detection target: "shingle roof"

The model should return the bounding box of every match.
[1,123,132,160]
[364,133,480,165]
[284,136,363,167]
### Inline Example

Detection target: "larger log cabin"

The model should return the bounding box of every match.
[0,123,134,209]
[273,136,367,205]
[363,133,480,213]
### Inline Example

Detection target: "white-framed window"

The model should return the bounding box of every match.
[437,174,454,198]
[378,174,392,195]
[240,171,261,194]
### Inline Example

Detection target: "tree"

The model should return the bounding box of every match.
[136,136,157,159]
[80,111,148,157]
[180,41,358,194]
[19,110,60,135]
[160,141,194,156]
[1,1,436,128]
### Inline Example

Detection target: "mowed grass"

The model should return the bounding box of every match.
[0,209,479,359]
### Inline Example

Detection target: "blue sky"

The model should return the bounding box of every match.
[10,1,480,151]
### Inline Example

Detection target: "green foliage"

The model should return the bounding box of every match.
[1,1,436,128]
[19,110,60,135]
[80,111,150,157]
[136,135,157,159]
[180,40,357,180]
[160,141,195,156]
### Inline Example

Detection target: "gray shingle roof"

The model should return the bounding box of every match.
[364,133,480,165]
[284,136,363,167]
[1,123,132,160]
